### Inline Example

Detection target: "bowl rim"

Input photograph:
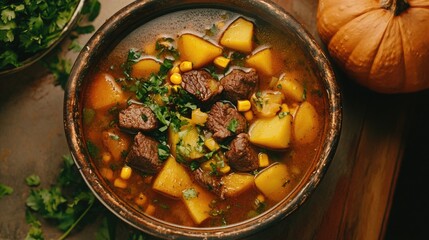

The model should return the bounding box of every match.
[64,0,342,239]
[0,0,85,77]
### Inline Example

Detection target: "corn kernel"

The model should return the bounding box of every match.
[201,159,216,171]
[244,110,254,121]
[113,178,127,189]
[192,108,208,125]
[102,152,111,163]
[213,56,230,69]
[120,165,132,180]
[179,61,193,72]
[171,66,180,74]
[170,73,182,85]
[258,152,269,167]
[219,165,231,174]
[204,138,220,151]
[135,193,148,206]
[100,168,114,180]
[237,100,251,112]
[145,204,156,215]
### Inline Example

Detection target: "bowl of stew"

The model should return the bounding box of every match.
[64,0,341,238]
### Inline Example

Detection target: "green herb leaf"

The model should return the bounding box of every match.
[74,24,95,34]
[183,188,198,200]
[278,111,289,119]
[189,161,200,171]
[87,140,99,159]
[25,174,41,187]
[158,143,170,161]
[0,183,13,199]
[227,118,238,133]
[25,155,97,239]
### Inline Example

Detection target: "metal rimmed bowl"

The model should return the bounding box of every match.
[0,0,85,77]
[64,0,342,239]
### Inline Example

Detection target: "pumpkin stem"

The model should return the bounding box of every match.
[381,0,410,16]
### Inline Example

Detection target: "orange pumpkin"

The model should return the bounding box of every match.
[317,0,429,93]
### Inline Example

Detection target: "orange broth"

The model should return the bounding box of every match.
[82,9,327,227]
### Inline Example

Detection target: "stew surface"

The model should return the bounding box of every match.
[82,8,327,227]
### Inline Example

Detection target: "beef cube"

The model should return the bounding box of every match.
[119,104,158,131]
[181,70,223,102]
[192,168,225,199]
[220,69,259,102]
[225,133,259,172]
[206,102,247,140]
[125,132,163,174]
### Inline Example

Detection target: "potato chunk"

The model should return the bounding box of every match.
[178,34,222,68]
[101,129,130,161]
[131,58,161,79]
[181,184,215,225]
[248,113,292,150]
[250,90,284,118]
[293,101,320,144]
[86,73,125,109]
[277,73,305,102]
[255,163,292,201]
[220,17,254,53]
[222,173,254,197]
[176,124,206,160]
[246,48,274,76]
[152,157,193,198]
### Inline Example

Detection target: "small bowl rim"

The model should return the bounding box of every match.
[64,0,342,239]
[0,0,85,77]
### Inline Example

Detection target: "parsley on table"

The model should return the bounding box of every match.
[25,155,96,239]
[0,183,13,199]
[24,155,151,240]
[25,174,41,187]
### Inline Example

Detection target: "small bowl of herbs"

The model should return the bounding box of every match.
[0,0,88,75]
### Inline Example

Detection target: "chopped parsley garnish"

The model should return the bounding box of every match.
[122,48,142,78]
[227,118,238,133]
[209,200,230,226]
[109,134,120,141]
[86,140,99,159]
[252,91,264,109]
[141,114,148,122]
[205,24,219,37]
[302,88,307,101]
[278,111,289,119]
[183,188,199,200]
[230,51,246,67]
[209,162,219,176]
[157,143,170,161]
[155,37,179,60]
[190,161,200,171]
